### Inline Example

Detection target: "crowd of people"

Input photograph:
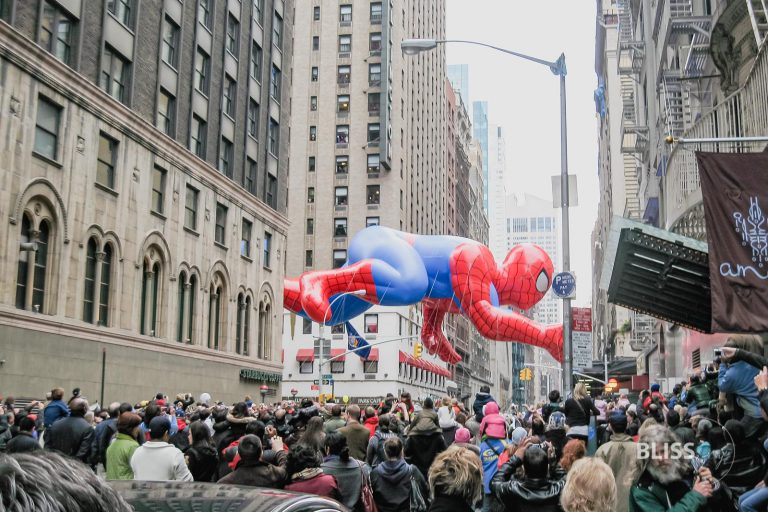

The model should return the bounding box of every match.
[1,335,768,511]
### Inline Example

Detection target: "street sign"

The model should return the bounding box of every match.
[322,374,333,380]
[552,272,576,298]
[572,308,592,332]
[322,379,333,385]
[572,331,592,370]
[310,384,320,391]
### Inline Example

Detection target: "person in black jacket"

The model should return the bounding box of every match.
[563,382,600,440]
[371,436,428,512]
[45,398,93,463]
[6,416,40,454]
[185,420,218,482]
[405,398,447,479]
[490,438,566,512]
[472,385,495,423]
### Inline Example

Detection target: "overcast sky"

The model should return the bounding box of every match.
[446,1,599,308]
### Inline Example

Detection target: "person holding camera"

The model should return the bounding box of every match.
[717,335,764,439]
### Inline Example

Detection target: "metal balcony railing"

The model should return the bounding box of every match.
[618,0,645,75]
[664,37,768,233]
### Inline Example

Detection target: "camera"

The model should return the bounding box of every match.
[714,348,722,357]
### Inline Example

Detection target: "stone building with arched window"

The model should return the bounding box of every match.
[0,15,290,404]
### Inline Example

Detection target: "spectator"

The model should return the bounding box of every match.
[90,401,120,470]
[285,443,340,500]
[394,392,415,424]
[694,419,712,459]
[437,397,459,445]
[185,420,218,482]
[0,408,12,452]
[667,410,695,446]
[629,424,712,511]
[322,433,367,511]
[427,445,483,512]
[718,335,764,438]
[478,401,506,441]
[0,451,132,512]
[405,397,447,480]
[453,427,480,456]
[491,439,566,511]
[300,415,326,456]
[340,404,375,461]
[542,390,562,423]
[6,416,40,454]
[45,397,93,463]
[481,424,516,511]
[563,383,599,440]
[217,434,287,488]
[371,436,428,512]
[367,413,399,467]
[42,387,69,429]
[559,439,586,473]
[138,403,178,442]
[544,411,568,462]
[324,404,346,434]
[669,384,683,409]
[472,385,495,423]
[362,406,379,439]
[595,412,636,512]
[561,457,617,512]
[130,416,193,481]
[685,374,711,416]
[626,406,640,437]
[105,412,142,480]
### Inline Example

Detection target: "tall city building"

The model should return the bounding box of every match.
[472,100,489,213]
[282,1,451,403]
[505,193,562,402]
[447,63,470,105]
[0,0,293,403]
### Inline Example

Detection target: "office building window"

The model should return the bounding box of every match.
[34,97,60,160]
[223,75,236,117]
[311,66,319,81]
[367,154,380,173]
[334,218,347,237]
[365,313,378,333]
[108,0,132,27]
[305,250,313,267]
[198,0,212,28]
[226,14,239,56]
[306,218,314,235]
[248,99,259,137]
[368,92,380,114]
[370,2,382,22]
[194,47,210,94]
[263,231,272,267]
[100,46,129,103]
[366,216,379,227]
[268,118,279,155]
[219,137,233,177]
[190,114,206,158]
[185,186,198,230]
[266,174,277,208]
[161,16,180,67]
[151,167,166,214]
[40,1,74,65]
[336,125,349,144]
[253,0,263,24]
[331,324,345,335]
[337,65,350,84]
[335,186,348,206]
[250,41,262,80]
[157,89,175,136]
[335,155,348,174]
[241,219,252,257]
[215,203,227,245]
[368,63,381,85]
[364,359,378,373]
[307,187,315,203]
[338,34,351,53]
[312,36,319,51]
[96,133,117,189]
[300,360,313,374]
[366,185,380,204]
[308,156,316,172]
[310,96,318,111]
[367,123,380,142]
[333,250,346,269]
[339,4,352,22]
[270,65,281,101]
[272,12,283,49]
[337,94,350,112]
[309,126,317,141]
[369,32,382,52]
[245,158,257,194]
[313,6,320,20]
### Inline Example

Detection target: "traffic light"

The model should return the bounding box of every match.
[413,343,423,359]
[519,367,533,381]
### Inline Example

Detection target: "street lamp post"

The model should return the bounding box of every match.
[259,384,269,404]
[401,38,573,395]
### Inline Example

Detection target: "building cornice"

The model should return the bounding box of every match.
[0,21,290,236]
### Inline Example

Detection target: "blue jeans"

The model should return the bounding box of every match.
[739,487,768,512]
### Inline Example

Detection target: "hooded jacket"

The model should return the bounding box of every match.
[490,456,566,512]
[366,429,399,467]
[405,410,447,479]
[363,415,379,438]
[130,440,193,481]
[719,361,761,419]
[322,455,367,511]
[472,393,495,423]
[106,433,139,480]
[43,399,69,428]
[479,402,506,439]
[370,458,428,512]
[186,443,219,482]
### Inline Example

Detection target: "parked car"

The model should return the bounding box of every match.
[108,481,349,512]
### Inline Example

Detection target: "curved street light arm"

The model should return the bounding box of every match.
[434,39,566,76]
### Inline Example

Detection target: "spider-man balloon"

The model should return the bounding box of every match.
[284,226,563,364]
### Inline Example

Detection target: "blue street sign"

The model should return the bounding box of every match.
[322,374,333,380]
[552,271,576,298]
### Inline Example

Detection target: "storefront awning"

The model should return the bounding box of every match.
[365,348,379,361]
[330,348,346,361]
[399,351,407,363]
[296,349,315,362]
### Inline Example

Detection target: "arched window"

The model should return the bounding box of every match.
[258,295,272,360]
[244,296,251,356]
[177,271,187,342]
[15,215,32,310]
[33,221,50,312]
[83,238,98,322]
[235,293,244,354]
[99,244,112,326]
[187,275,196,344]
[140,261,161,336]
[207,284,222,349]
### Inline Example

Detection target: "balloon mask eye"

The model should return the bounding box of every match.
[536,270,549,293]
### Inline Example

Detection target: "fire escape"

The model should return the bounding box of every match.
[618,0,649,158]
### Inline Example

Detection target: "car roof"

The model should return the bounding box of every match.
[108,481,348,512]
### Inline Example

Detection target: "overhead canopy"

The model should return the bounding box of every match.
[601,216,711,332]
[580,357,637,378]
[330,348,346,361]
[296,349,315,362]
[365,348,379,361]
